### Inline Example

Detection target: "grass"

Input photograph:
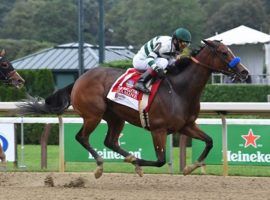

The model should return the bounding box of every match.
[4,145,270,177]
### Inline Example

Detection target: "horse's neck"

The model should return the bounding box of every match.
[170,58,211,101]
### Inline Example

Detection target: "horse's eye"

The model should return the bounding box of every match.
[222,52,228,57]
[1,62,8,68]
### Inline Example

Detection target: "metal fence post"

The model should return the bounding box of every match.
[19,116,26,169]
[220,113,228,176]
[58,116,65,172]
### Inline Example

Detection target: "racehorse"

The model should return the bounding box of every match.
[19,40,249,178]
[0,49,25,164]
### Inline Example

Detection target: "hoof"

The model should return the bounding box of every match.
[183,165,193,176]
[94,165,103,179]
[0,161,7,171]
[201,164,206,175]
[135,165,143,177]
[183,162,204,176]
[124,155,137,163]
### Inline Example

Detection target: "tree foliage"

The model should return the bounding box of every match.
[0,0,16,27]
[0,0,269,54]
[0,39,52,60]
[0,0,113,45]
[202,0,268,37]
[106,0,206,47]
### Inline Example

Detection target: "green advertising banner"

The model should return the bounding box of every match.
[64,123,171,162]
[192,124,270,165]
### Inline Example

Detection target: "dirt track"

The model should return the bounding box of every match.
[0,172,270,200]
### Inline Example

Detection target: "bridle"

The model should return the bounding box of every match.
[190,43,240,76]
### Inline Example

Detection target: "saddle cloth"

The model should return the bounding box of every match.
[107,68,161,112]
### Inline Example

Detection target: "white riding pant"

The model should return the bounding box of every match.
[133,54,169,71]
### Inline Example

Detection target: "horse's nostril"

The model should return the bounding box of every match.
[241,70,248,77]
[18,79,25,84]
[239,70,249,82]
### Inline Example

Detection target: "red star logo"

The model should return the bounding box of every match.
[241,129,260,148]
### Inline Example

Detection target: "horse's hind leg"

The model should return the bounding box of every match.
[180,123,213,175]
[75,118,103,179]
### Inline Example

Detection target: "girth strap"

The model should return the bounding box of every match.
[138,88,151,129]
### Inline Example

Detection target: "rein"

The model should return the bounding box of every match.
[190,56,216,71]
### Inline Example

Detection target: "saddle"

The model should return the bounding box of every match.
[107,68,162,128]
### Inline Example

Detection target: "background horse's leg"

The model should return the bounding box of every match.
[0,145,5,160]
[75,118,104,179]
[180,123,213,175]
[0,145,6,170]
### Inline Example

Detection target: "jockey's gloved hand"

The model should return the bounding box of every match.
[153,65,165,78]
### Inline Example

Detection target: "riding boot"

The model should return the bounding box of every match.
[134,69,154,94]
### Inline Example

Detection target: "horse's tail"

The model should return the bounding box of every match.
[18,83,74,115]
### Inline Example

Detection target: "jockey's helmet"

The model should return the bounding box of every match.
[172,28,191,50]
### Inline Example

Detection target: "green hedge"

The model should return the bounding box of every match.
[201,84,270,102]
[16,124,59,145]
[102,59,132,70]
[0,86,26,101]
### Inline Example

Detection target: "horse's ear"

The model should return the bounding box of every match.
[0,49,6,57]
[202,40,215,48]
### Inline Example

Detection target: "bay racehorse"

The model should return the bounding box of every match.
[0,49,25,164]
[19,40,249,178]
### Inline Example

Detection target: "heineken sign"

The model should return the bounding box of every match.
[227,151,270,163]
[192,124,270,165]
[64,123,171,162]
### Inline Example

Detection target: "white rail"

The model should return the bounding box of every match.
[200,102,270,114]
[1,102,270,114]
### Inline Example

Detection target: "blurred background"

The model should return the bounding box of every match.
[0,0,269,58]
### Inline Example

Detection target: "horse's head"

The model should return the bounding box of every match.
[200,40,249,82]
[0,49,25,89]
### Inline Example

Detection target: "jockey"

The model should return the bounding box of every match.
[133,27,192,94]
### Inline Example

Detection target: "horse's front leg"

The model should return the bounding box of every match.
[180,123,213,175]
[103,114,145,176]
[129,129,167,169]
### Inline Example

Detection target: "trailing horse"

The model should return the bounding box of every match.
[0,49,25,164]
[19,40,249,178]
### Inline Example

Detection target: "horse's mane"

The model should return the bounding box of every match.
[167,46,204,75]
[191,45,204,56]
